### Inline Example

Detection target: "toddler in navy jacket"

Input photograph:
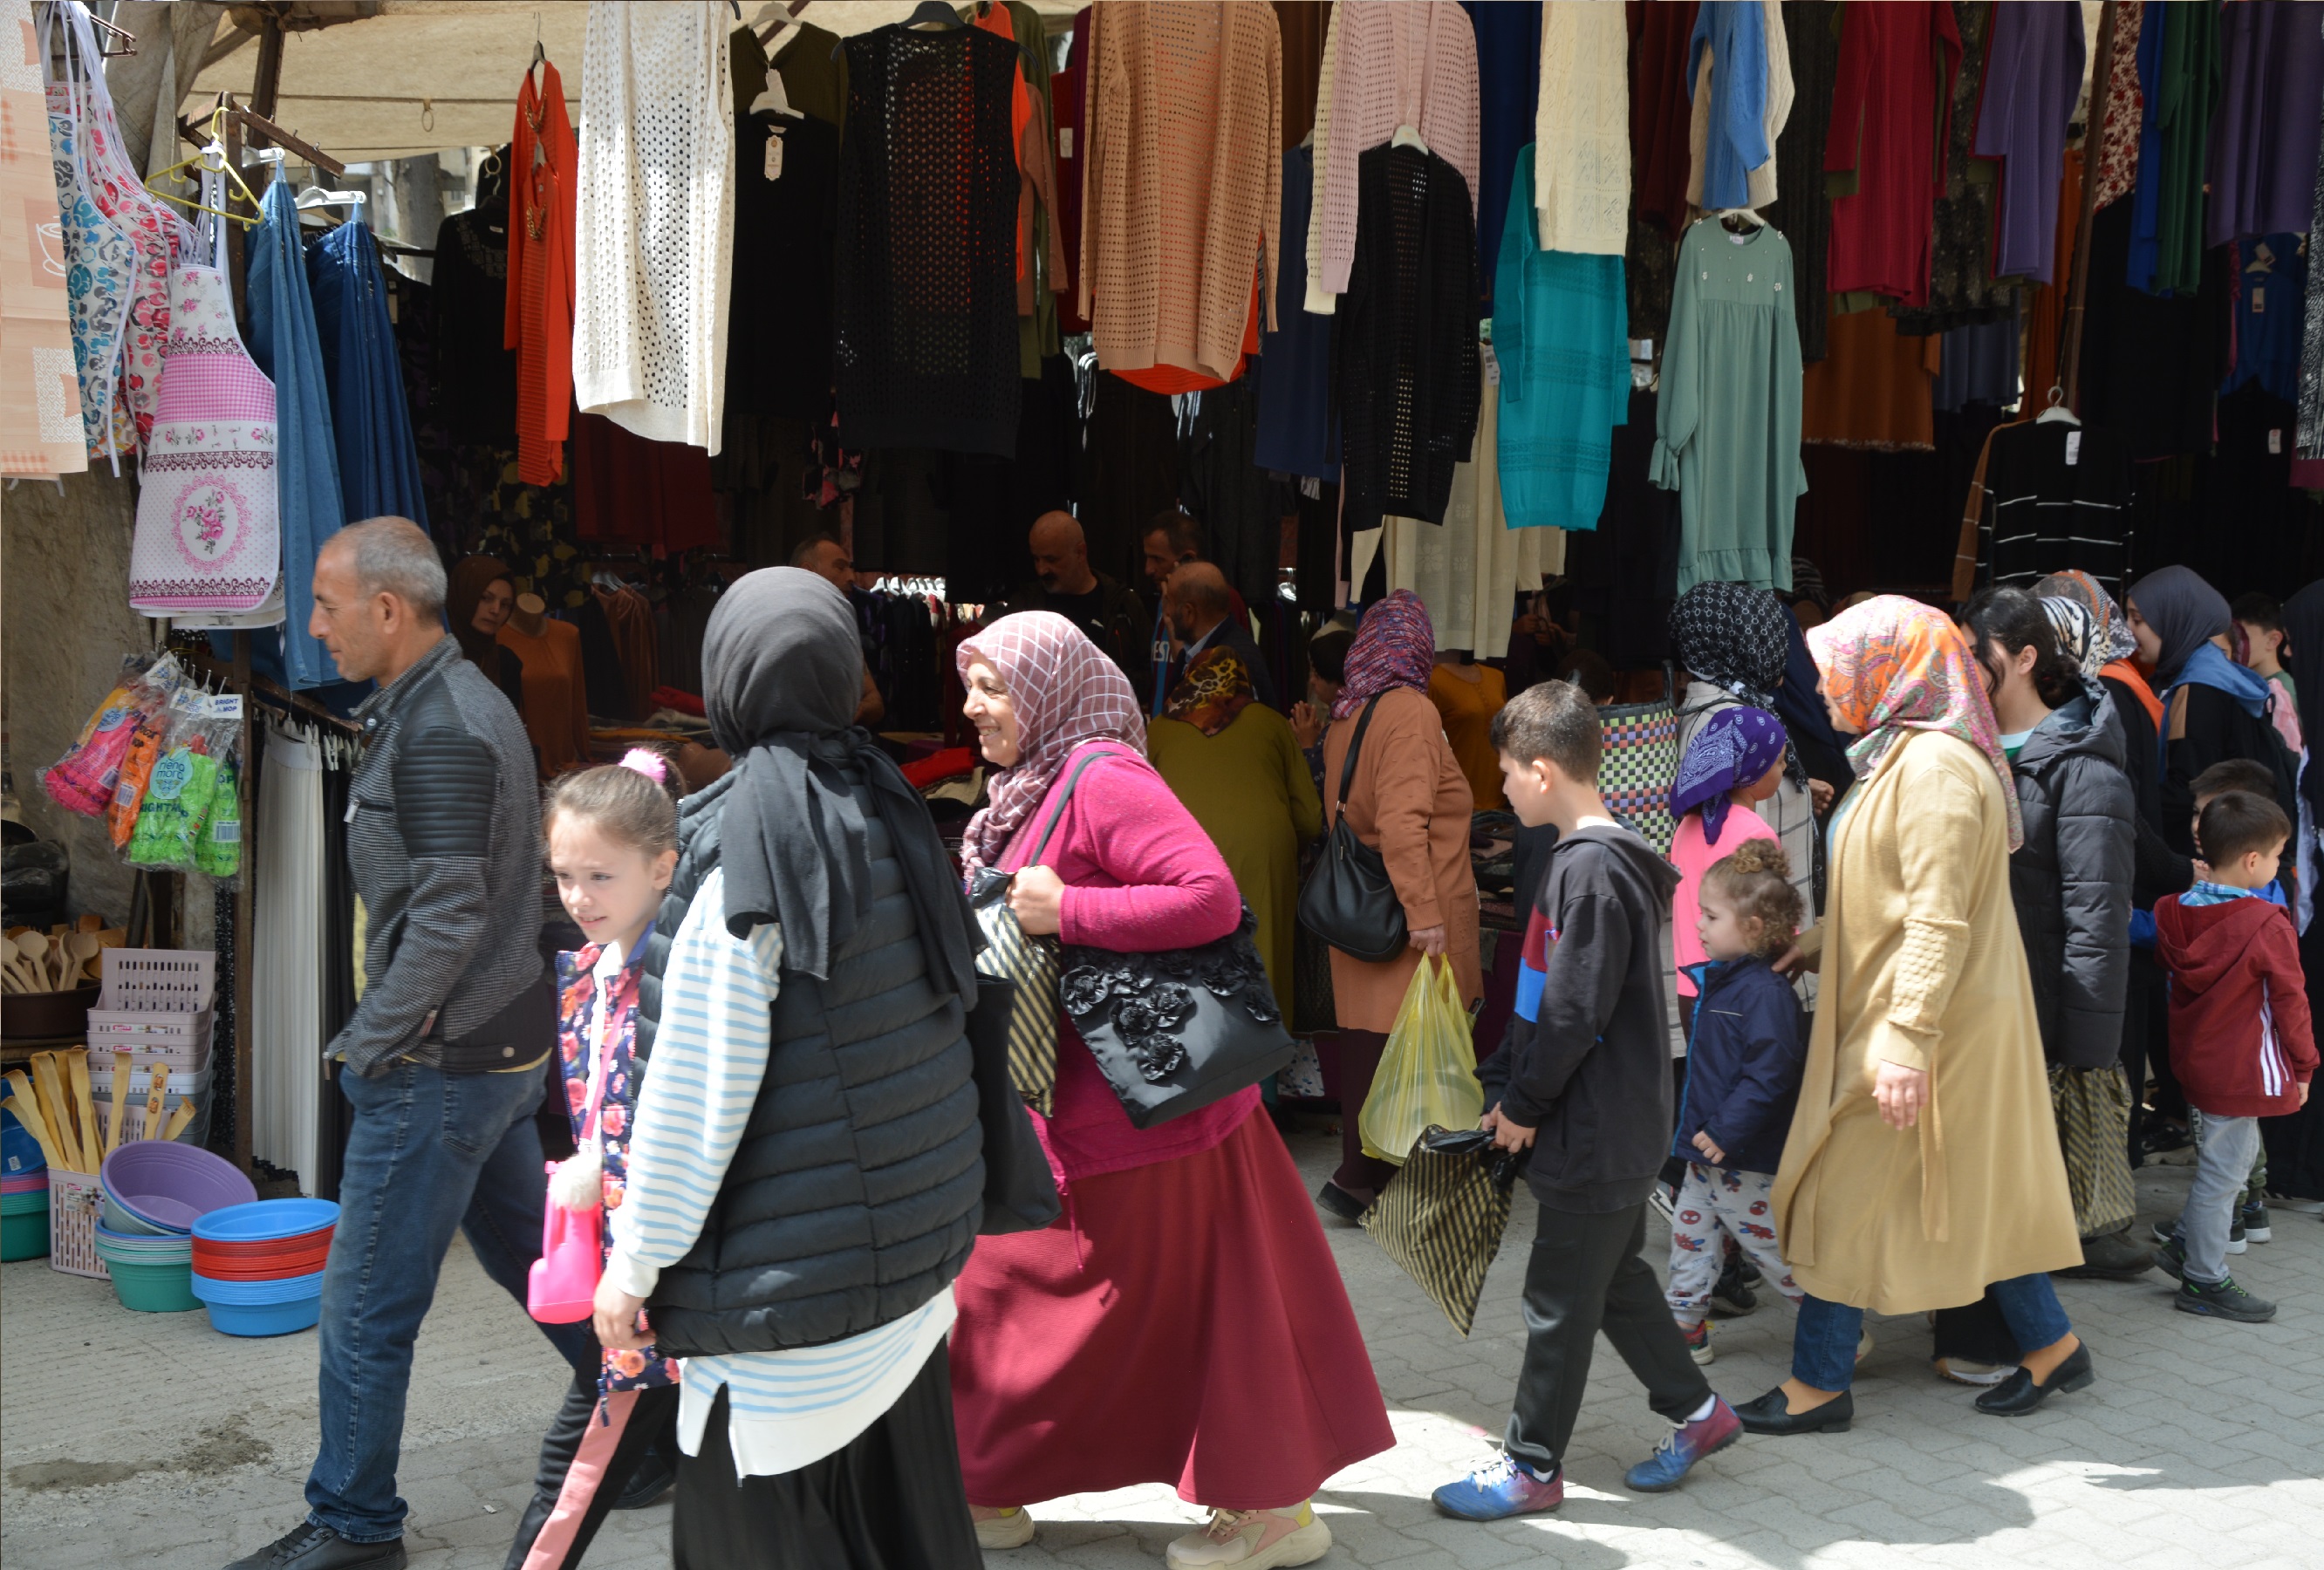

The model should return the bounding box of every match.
[1666,839,1810,1364]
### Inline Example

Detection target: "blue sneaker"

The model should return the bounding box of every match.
[1624,1396,1742,1493]
[1431,1456,1564,1520]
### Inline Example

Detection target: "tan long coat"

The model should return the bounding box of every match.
[1773,731,2081,1315]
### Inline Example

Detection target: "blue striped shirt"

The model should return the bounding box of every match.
[606,868,954,1478]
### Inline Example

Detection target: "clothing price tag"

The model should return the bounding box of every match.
[2251,286,2264,313]
[1480,341,1500,386]
[1058,126,1073,159]
[2271,428,2283,454]
[763,133,784,181]
[2064,431,2081,466]
[1630,338,1653,361]
[345,800,359,825]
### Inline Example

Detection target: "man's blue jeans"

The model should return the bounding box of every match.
[1794,1273,2073,1391]
[304,1060,598,1543]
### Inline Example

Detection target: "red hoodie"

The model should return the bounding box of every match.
[2154,893,2318,1118]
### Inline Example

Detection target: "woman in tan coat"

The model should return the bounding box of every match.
[1744,597,2090,1437]
[1316,591,1482,1219]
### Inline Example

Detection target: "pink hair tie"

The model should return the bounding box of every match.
[619,748,669,784]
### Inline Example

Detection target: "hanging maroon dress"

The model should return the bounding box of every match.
[1823,0,1961,307]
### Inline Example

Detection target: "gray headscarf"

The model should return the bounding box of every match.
[2126,565,2231,686]
[703,568,977,1003]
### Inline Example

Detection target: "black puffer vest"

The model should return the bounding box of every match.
[635,768,985,1356]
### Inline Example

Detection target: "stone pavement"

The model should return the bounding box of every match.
[3,1124,2319,1570]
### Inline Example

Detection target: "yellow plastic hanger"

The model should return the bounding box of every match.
[143,109,263,228]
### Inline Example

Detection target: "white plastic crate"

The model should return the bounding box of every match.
[85,949,216,1065]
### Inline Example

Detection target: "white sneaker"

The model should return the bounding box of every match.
[973,1506,1036,1549]
[1165,1502,1332,1569]
[1933,1358,2012,1388]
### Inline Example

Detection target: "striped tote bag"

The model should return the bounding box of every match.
[1361,1125,1524,1336]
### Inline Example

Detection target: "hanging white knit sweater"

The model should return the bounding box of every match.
[574,1,734,454]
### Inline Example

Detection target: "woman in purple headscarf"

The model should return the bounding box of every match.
[1670,706,1791,1008]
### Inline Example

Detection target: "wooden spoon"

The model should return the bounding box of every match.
[4,937,47,993]
[65,932,101,986]
[12,932,57,991]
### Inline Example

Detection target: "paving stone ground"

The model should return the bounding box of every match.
[4,1123,2319,1570]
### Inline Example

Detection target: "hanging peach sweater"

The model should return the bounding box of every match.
[1078,2,1282,386]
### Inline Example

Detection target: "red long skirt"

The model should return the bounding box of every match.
[949,1106,1395,1512]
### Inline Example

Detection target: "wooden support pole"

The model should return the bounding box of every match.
[2059,0,2119,411]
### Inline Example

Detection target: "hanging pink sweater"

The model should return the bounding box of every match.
[1002,742,1256,1181]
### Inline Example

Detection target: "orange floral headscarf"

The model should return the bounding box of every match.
[1164,648,1258,737]
[1807,595,2023,850]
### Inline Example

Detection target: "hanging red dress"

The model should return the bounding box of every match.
[507,59,578,486]
[1823,0,1961,307]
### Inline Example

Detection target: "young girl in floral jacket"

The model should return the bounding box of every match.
[508,751,681,1570]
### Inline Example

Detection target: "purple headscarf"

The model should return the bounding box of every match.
[1670,706,1788,845]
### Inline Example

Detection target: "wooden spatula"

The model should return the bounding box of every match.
[159,1100,197,1143]
[2,1081,68,1172]
[28,1054,81,1171]
[105,1049,133,1158]
[66,1050,98,1169]
[142,1062,170,1143]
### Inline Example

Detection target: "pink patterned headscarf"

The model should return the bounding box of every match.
[1808,595,2023,850]
[1331,590,1438,720]
[956,611,1147,874]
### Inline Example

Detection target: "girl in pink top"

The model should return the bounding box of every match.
[947,613,1392,1570]
[1670,707,1790,1002]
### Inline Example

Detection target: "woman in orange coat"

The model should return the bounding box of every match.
[1316,591,1483,1220]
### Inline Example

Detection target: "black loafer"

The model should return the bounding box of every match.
[1733,1386,1854,1435]
[613,1444,675,1510]
[1316,1181,1370,1225]
[1974,1343,2095,1416]
[223,1523,406,1570]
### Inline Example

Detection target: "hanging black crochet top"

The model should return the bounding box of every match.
[1336,142,1481,536]
[834,24,1023,458]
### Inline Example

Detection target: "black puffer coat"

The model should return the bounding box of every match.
[633,768,984,1356]
[2007,679,2136,1068]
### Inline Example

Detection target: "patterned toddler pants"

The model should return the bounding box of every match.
[1664,1163,1805,1325]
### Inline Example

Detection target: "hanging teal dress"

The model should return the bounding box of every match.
[1494,144,1630,532]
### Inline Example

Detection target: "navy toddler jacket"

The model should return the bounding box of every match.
[1671,956,1806,1175]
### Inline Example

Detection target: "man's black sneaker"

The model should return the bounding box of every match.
[2240,1198,2271,1244]
[2141,1122,2193,1156]
[223,1523,406,1570]
[2174,1275,2277,1323]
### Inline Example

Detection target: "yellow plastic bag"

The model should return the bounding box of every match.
[1359,957,1483,1164]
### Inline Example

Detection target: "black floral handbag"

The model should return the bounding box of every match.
[1060,904,1297,1130]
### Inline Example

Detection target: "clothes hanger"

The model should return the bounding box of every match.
[2035,385,2081,426]
[145,109,263,228]
[295,186,366,210]
[1391,122,1429,154]
[1714,207,1766,232]
[749,69,803,118]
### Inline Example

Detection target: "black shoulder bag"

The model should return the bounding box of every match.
[1296,695,1409,962]
[1005,752,1295,1130]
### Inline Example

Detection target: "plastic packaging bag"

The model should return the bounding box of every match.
[1359,956,1483,1164]
[42,653,171,817]
[126,692,238,873]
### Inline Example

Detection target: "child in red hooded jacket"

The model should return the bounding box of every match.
[2154,791,2317,1325]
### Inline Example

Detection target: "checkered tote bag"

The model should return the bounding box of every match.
[1361,1126,1522,1336]
[1596,664,1679,855]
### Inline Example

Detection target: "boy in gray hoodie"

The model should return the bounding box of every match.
[1432,681,1741,1521]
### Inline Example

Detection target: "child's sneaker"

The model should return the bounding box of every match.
[2174,1276,2276,1322]
[2152,1234,2188,1280]
[1623,1396,1741,1492]
[1681,1319,1713,1365]
[1708,1255,1758,1317]
[1165,1502,1330,1568]
[1431,1456,1563,1520]
[2240,1198,2271,1243]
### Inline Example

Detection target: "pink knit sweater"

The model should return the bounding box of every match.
[1002,742,1259,1180]
[1312,1,1480,299]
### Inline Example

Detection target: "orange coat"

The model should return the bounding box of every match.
[1321,686,1483,1033]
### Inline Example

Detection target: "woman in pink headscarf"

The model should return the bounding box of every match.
[948,612,1391,1569]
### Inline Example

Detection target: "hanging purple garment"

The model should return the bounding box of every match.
[1971,1,2085,283]
[2204,0,2324,247]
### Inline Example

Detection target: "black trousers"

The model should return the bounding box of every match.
[1328,1029,1398,1196]
[673,1343,981,1570]
[504,1370,680,1570]
[1506,1201,1712,1476]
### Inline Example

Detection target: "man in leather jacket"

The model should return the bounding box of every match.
[229,520,595,1570]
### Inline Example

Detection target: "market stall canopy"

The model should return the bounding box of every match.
[181,0,1083,163]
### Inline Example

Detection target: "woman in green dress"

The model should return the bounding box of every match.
[1147,649,1323,1010]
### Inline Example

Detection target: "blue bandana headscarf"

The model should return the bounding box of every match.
[1670,706,1789,845]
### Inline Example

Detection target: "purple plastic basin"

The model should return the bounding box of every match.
[100,1142,256,1232]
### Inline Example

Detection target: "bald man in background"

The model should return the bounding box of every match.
[1165,561,1281,712]
[997,510,1148,681]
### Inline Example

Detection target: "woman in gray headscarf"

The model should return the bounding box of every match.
[2126,566,2294,856]
[595,567,986,1567]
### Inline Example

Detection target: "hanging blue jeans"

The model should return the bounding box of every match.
[1794,1274,2074,1390]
